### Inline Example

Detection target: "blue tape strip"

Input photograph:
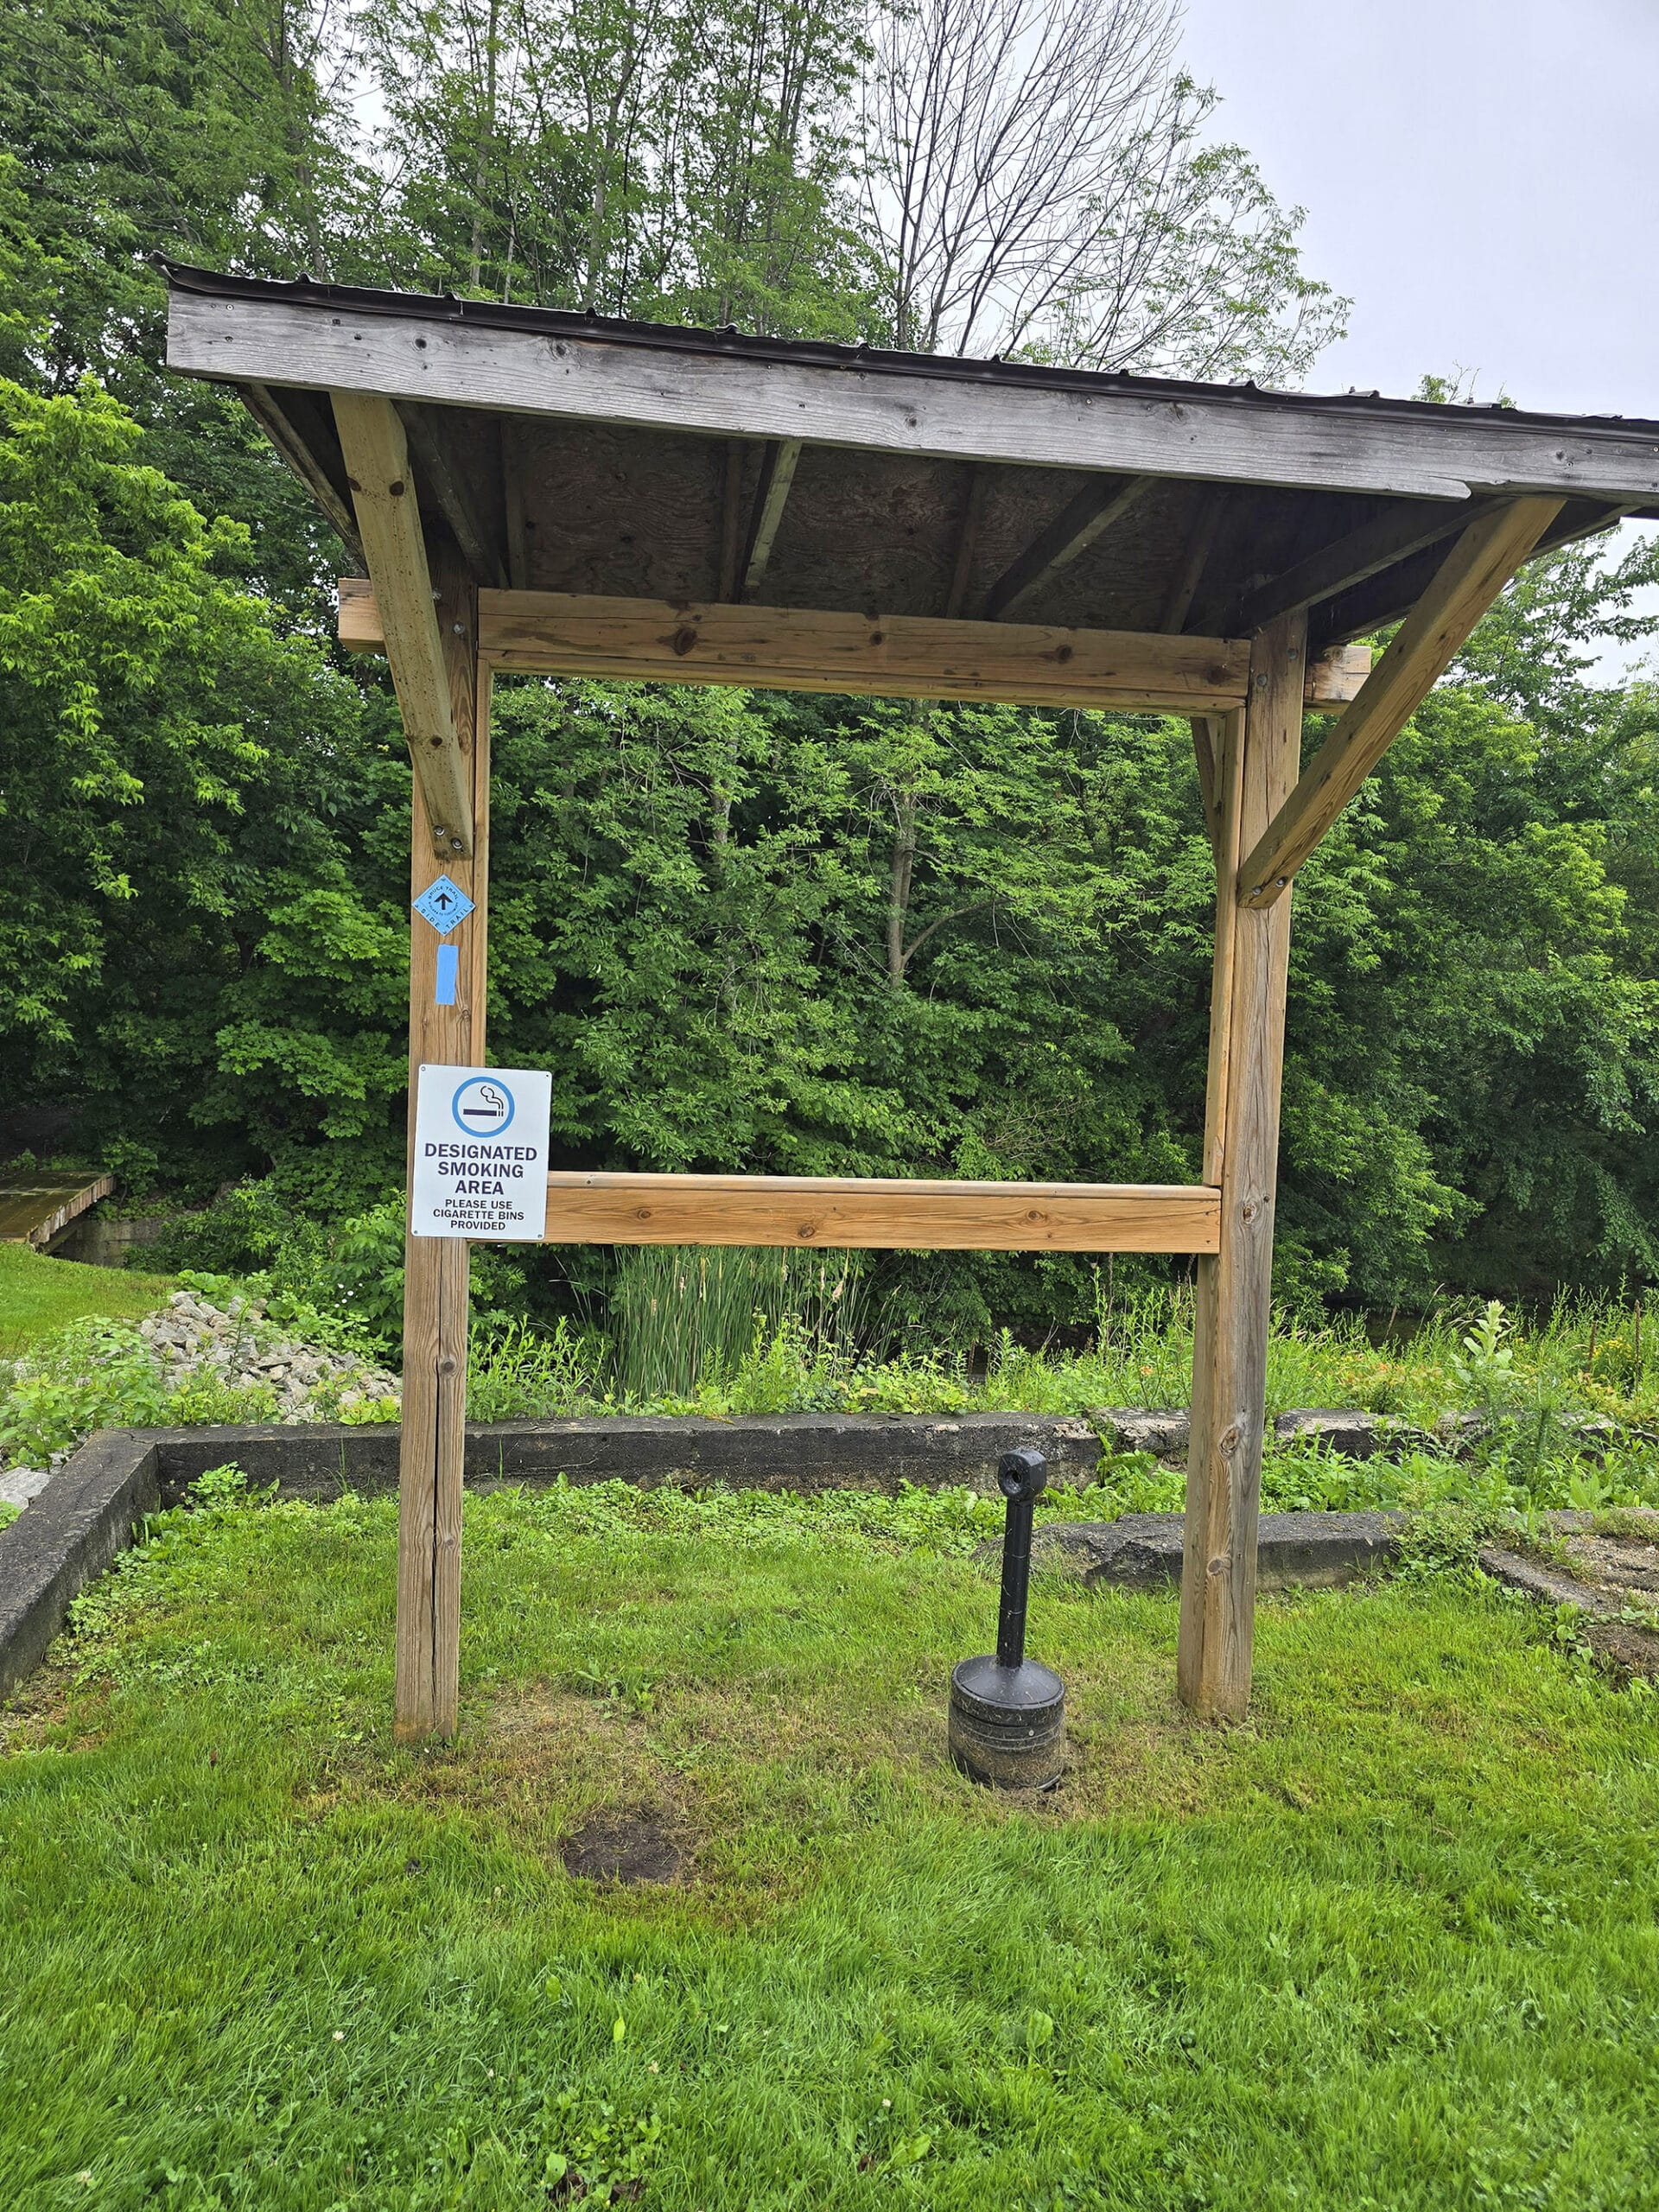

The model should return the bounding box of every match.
[434,943,460,1006]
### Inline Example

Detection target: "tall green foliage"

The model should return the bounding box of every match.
[0,2,1656,1319]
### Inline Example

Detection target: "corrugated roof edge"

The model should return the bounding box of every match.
[156,257,1659,444]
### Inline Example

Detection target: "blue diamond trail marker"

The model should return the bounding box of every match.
[412,874,475,935]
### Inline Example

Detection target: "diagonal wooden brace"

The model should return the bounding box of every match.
[333,391,475,858]
[1236,495,1564,909]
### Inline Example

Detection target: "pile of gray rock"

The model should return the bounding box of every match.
[135,1289,401,1422]
[0,1291,401,1511]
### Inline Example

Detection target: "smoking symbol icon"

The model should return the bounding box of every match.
[450,1075,516,1136]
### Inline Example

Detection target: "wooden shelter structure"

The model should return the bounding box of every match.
[163,262,1659,1739]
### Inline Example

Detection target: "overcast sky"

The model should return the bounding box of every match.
[1176,0,1659,675]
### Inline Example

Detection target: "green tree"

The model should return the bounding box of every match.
[0,373,410,1205]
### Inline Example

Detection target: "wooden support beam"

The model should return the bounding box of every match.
[334,391,475,858]
[1198,709,1247,1185]
[342,580,1251,712]
[982,474,1154,622]
[1237,497,1563,908]
[398,402,508,587]
[1180,616,1305,1719]
[1189,713,1224,866]
[397,542,489,1744]
[742,438,802,597]
[343,580,1368,718]
[243,381,364,563]
[1159,490,1227,633]
[543,1173,1218,1252]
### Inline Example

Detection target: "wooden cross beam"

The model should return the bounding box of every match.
[340,581,1370,715]
[1236,497,1564,909]
[542,1173,1219,1251]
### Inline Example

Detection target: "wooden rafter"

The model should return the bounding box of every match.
[543,1172,1219,1252]
[500,420,530,589]
[1159,489,1227,633]
[718,440,747,601]
[397,402,508,588]
[742,438,802,597]
[944,461,988,619]
[1313,497,1636,646]
[982,474,1154,622]
[333,392,475,857]
[242,381,363,562]
[1237,497,1564,908]
[1228,496,1491,636]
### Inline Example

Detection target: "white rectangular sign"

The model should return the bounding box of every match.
[410,1065,551,1240]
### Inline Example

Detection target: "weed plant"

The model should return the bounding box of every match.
[10,1260,1659,1517]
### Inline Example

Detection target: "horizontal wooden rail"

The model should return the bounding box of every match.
[541,1173,1220,1252]
[341,582,1370,715]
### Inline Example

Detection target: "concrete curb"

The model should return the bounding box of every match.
[3,1410,1630,1706]
[992,1510,1403,1591]
[0,1433,161,1703]
[1478,1542,1659,1677]
[143,1411,1112,1504]
[69,1401,1501,1510]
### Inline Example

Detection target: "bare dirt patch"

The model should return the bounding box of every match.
[559,1809,685,1885]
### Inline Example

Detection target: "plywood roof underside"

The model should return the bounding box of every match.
[162,264,1659,655]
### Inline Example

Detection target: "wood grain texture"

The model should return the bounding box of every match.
[480,592,1253,710]
[742,438,802,596]
[398,402,508,587]
[1228,496,1491,634]
[1237,498,1563,906]
[340,580,1251,710]
[396,544,487,1744]
[981,474,1154,621]
[1303,644,1371,710]
[333,392,474,857]
[244,382,364,561]
[168,291,1659,502]
[1180,618,1305,1719]
[542,1173,1219,1252]
[341,577,1365,716]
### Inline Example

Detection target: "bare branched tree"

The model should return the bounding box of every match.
[861,0,1346,383]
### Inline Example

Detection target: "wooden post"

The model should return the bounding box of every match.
[1179,612,1306,1719]
[397,542,490,1740]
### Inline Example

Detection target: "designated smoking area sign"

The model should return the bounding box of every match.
[411,1065,552,1240]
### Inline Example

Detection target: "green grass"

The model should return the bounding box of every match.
[3,1478,1656,2209]
[0,1241,173,1358]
